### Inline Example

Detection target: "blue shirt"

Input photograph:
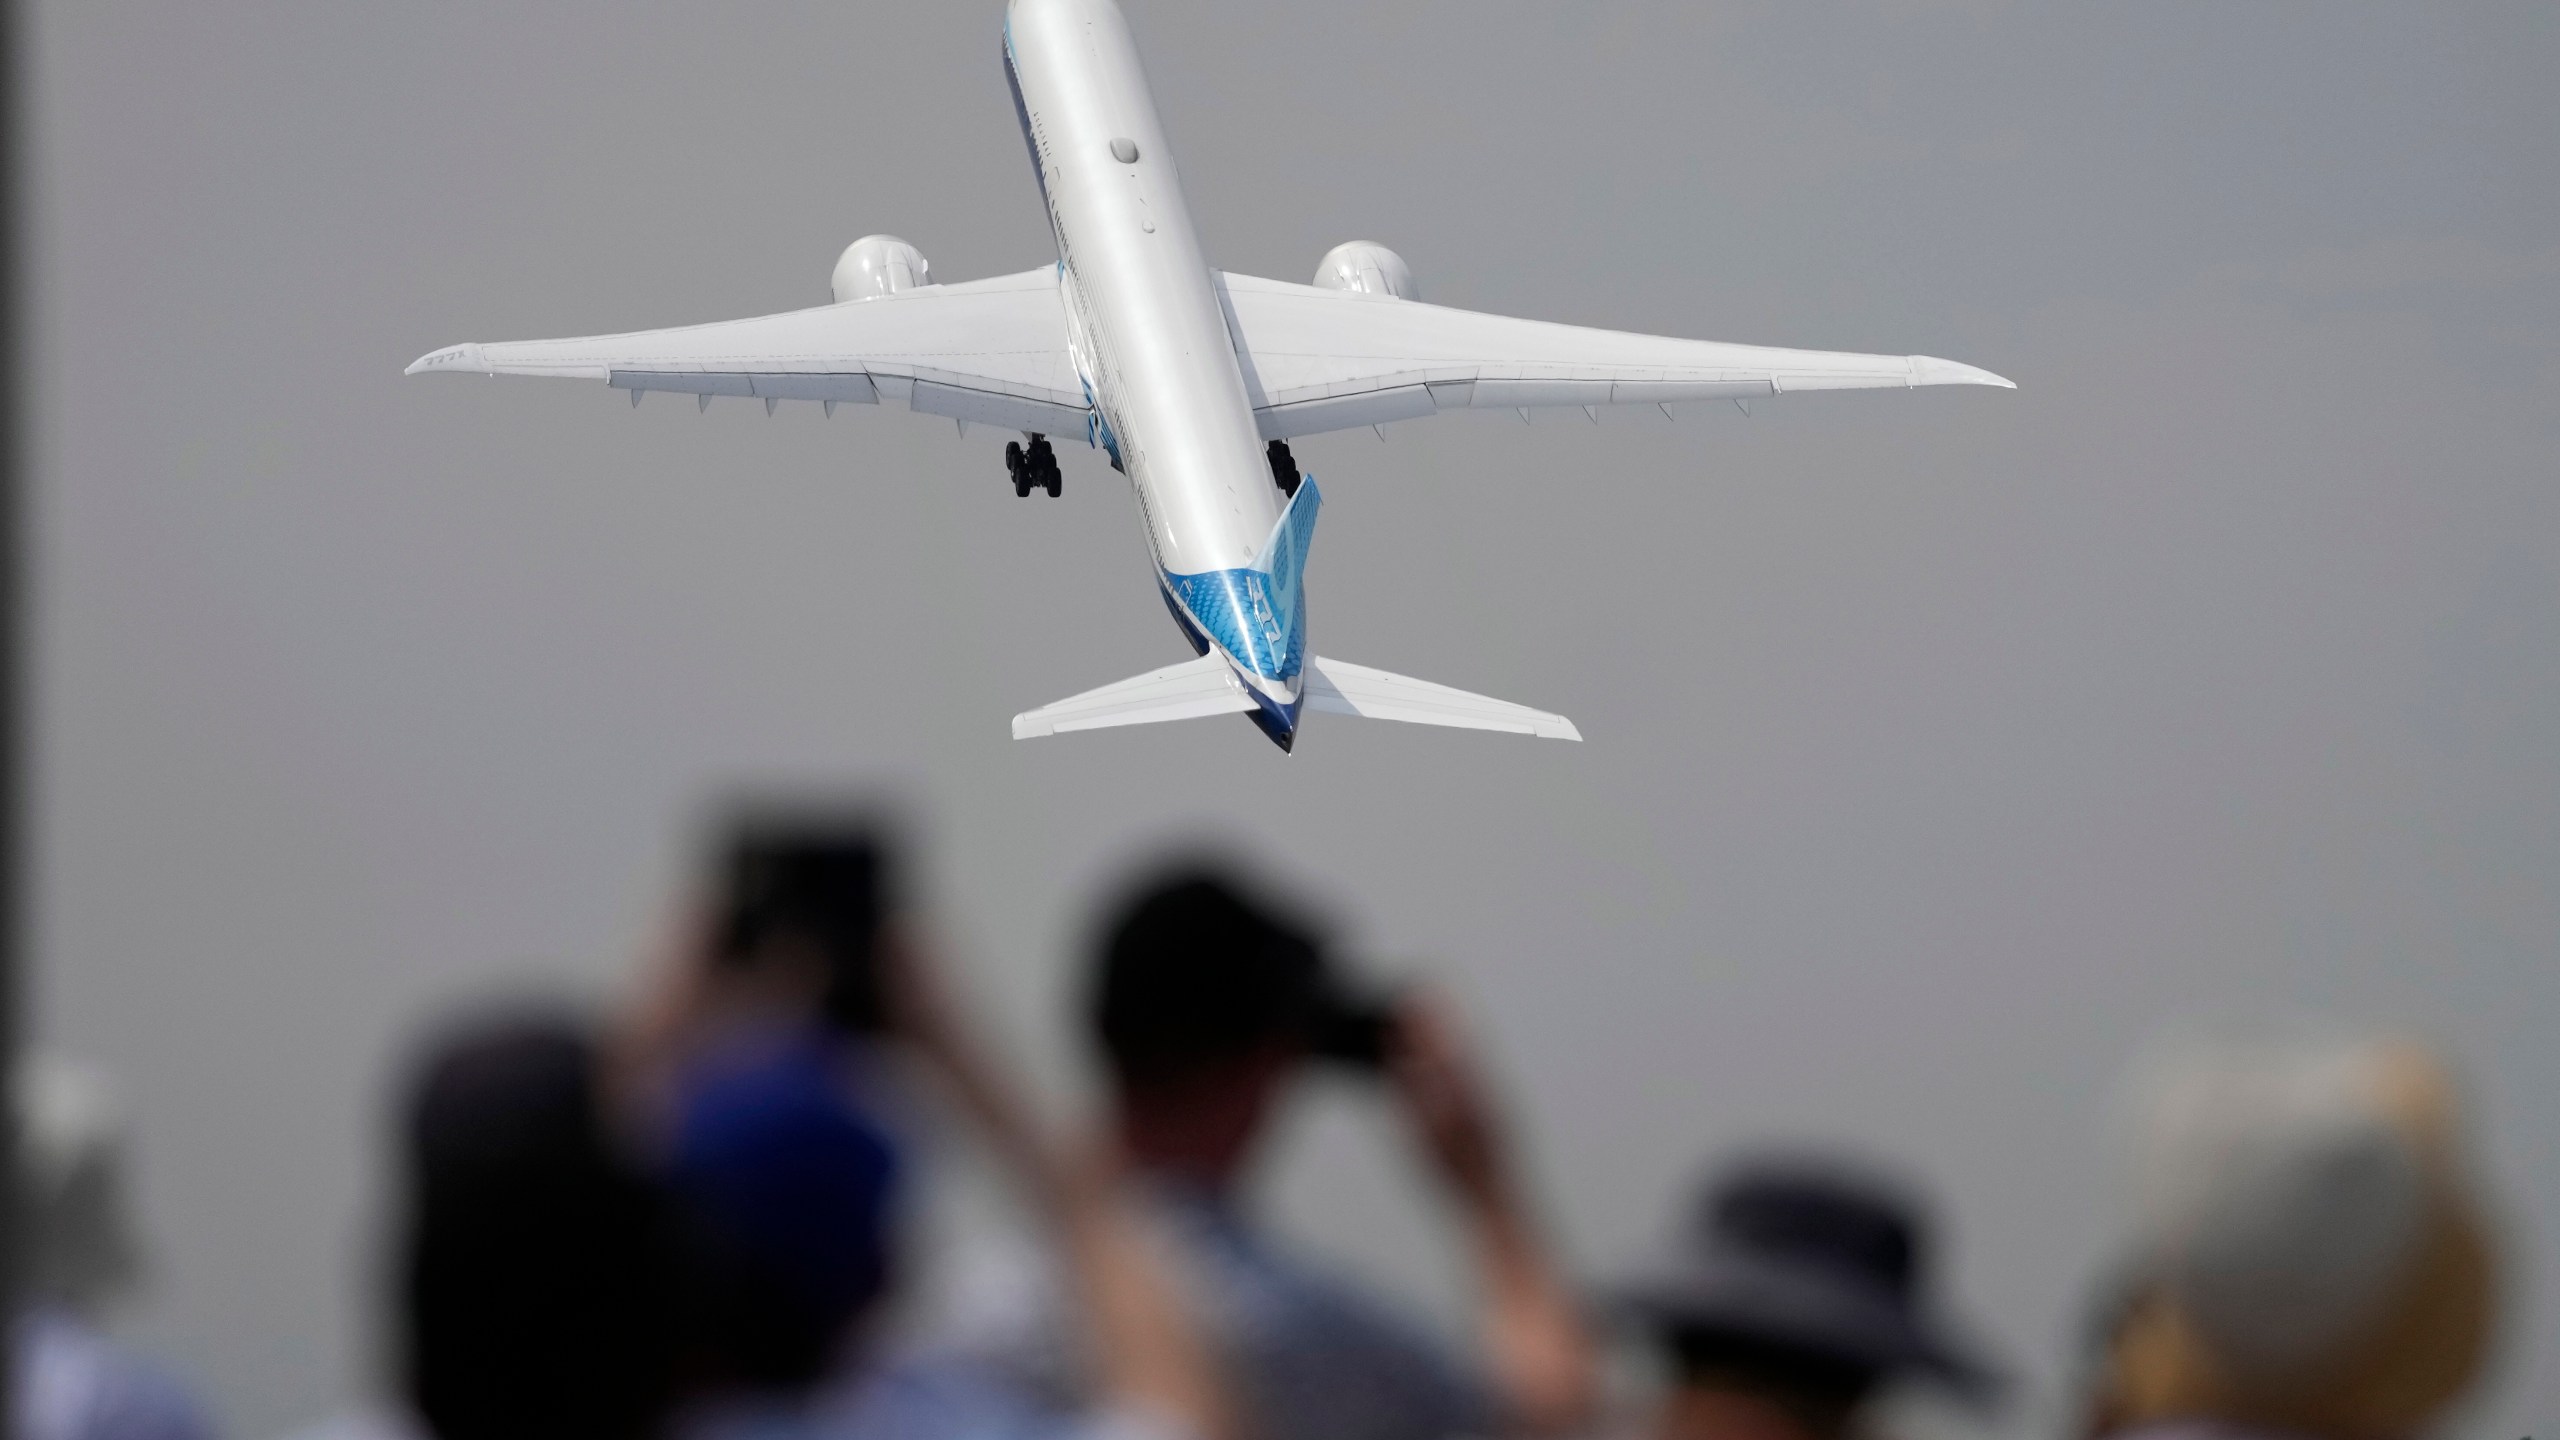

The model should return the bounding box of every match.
[14,1311,217,1440]
[924,1184,1498,1440]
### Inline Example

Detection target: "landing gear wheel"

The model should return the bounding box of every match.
[1028,436,1061,498]
[1267,439,1301,497]
[1006,440,1032,497]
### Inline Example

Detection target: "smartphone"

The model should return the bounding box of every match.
[712,810,895,1034]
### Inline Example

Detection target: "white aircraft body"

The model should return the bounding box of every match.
[409,0,2012,751]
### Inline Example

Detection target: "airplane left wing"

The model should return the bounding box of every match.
[407,267,1092,436]
[1213,271,2011,441]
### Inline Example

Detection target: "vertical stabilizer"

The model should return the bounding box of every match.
[1252,477,1321,647]
[1162,479,1324,687]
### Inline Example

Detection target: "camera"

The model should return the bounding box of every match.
[1304,972,1402,1071]
[1261,900,1401,1071]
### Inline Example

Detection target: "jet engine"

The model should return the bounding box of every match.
[1313,241,1418,301]
[831,235,934,303]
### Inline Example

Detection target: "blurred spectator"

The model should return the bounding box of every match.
[291,1006,686,1440]
[1607,1157,2000,1440]
[618,807,899,1107]
[296,801,1237,1440]
[10,1055,218,1440]
[931,864,1596,1440]
[630,810,1238,1440]
[664,1026,903,1407]
[399,1011,685,1440]
[2079,1035,2498,1440]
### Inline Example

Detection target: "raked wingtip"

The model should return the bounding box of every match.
[405,343,484,377]
[1910,354,2016,390]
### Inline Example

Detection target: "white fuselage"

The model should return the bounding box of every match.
[1002,0,1297,710]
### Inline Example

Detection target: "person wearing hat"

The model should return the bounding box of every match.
[2078,1035,2499,1440]
[11,1055,218,1440]
[928,863,1596,1440]
[1610,1157,2002,1440]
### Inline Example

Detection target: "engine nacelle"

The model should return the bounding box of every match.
[831,235,934,303]
[1313,241,1418,301]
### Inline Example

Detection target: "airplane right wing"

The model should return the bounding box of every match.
[1214,270,2012,441]
[407,267,1092,436]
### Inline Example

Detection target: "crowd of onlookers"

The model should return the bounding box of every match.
[10,807,2511,1440]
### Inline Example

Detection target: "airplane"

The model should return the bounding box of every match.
[407,0,2013,752]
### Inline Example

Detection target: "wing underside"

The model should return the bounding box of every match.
[407,268,1092,436]
[1213,271,2012,441]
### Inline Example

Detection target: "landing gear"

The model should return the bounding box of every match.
[1008,435,1062,497]
[1267,439,1301,497]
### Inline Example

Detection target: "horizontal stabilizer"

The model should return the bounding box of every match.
[1305,656,1581,740]
[1012,655,1254,739]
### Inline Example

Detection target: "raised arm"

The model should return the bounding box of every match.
[878,924,1239,1440]
[1388,994,1598,1436]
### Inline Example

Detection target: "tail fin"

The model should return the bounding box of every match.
[1255,477,1321,580]
[1249,478,1321,668]
[1156,479,1323,684]
[1305,656,1582,740]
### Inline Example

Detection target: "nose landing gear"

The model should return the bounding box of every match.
[1267,440,1301,497]
[1007,436,1062,498]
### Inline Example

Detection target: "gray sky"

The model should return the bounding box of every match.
[30,2,2559,1435]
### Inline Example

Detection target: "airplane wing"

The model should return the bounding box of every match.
[1213,271,2012,441]
[406,268,1092,436]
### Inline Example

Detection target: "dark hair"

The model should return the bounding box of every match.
[1088,868,1327,1086]
[712,810,893,1034]
[398,1010,680,1440]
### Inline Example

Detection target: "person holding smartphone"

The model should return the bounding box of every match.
[606,807,1239,1440]
[929,864,1595,1440]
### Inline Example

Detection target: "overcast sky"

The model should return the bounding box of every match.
[29,2,2560,1435]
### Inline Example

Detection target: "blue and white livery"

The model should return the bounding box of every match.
[407,0,2012,751]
